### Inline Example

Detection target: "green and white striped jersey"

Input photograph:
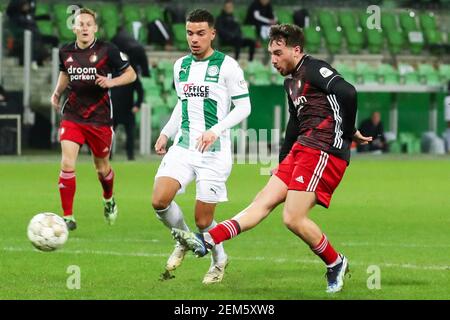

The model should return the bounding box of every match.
[172,51,249,152]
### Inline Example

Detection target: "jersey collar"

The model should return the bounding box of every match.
[191,50,218,62]
[292,54,309,75]
[74,38,97,50]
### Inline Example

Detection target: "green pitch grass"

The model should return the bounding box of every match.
[0,154,449,299]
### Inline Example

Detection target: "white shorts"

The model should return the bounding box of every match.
[155,146,232,203]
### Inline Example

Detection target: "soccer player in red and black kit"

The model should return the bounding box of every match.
[51,8,136,231]
[173,24,372,293]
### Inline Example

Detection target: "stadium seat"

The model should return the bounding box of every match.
[334,63,356,84]
[419,12,437,32]
[165,94,178,108]
[123,5,142,25]
[366,29,384,54]
[276,8,294,24]
[58,21,75,43]
[438,64,450,82]
[172,24,189,51]
[399,64,420,85]
[355,62,378,84]
[324,28,343,54]
[417,64,441,85]
[35,3,50,16]
[339,11,358,30]
[53,4,71,24]
[345,29,364,54]
[386,30,405,54]
[144,5,164,23]
[378,64,399,84]
[381,12,399,31]
[251,70,272,85]
[303,27,322,53]
[234,5,248,24]
[37,21,54,37]
[424,29,443,46]
[241,25,257,41]
[318,10,338,31]
[399,11,419,34]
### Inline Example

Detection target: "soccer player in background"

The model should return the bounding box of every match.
[173,24,372,293]
[51,8,137,231]
[152,9,251,284]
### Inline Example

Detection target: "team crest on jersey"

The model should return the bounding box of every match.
[89,53,98,63]
[207,65,219,77]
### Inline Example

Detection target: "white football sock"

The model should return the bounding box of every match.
[199,220,227,265]
[155,201,189,232]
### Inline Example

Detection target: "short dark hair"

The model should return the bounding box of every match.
[269,24,304,51]
[186,9,215,27]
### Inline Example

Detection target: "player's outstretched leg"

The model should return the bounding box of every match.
[283,190,349,293]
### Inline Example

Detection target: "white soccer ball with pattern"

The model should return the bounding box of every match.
[27,213,68,251]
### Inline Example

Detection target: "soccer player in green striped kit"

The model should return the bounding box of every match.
[151,9,251,284]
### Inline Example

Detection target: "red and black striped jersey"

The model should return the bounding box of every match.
[284,54,352,162]
[59,39,130,125]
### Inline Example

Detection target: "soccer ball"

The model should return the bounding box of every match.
[27,213,69,252]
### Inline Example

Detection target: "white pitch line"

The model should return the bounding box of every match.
[342,242,450,249]
[2,246,449,271]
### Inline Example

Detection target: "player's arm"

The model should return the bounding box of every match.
[197,61,251,153]
[96,44,137,88]
[96,65,136,89]
[279,98,300,162]
[51,71,69,111]
[307,60,371,144]
[132,76,144,113]
[329,79,371,145]
[155,99,182,155]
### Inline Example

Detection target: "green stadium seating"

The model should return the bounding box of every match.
[323,28,343,54]
[381,12,398,31]
[303,27,321,53]
[318,10,338,31]
[438,64,450,82]
[165,94,178,108]
[419,12,437,31]
[276,8,294,24]
[399,11,419,33]
[35,3,50,16]
[234,5,248,24]
[386,30,405,54]
[241,25,257,41]
[123,5,142,24]
[334,63,356,84]
[366,29,384,54]
[58,21,75,43]
[37,21,54,37]
[172,24,189,51]
[399,64,420,85]
[251,70,272,85]
[356,62,378,84]
[339,11,358,30]
[345,29,364,54]
[378,64,399,84]
[417,63,441,85]
[144,5,164,23]
[424,29,443,45]
[53,4,71,24]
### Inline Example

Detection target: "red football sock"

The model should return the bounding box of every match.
[208,219,241,245]
[311,234,339,266]
[98,169,114,199]
[59,170,76,217]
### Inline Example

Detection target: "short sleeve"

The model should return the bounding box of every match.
[59,50,66,72]
[107,43,130,72]
[306,59,342,94]
[226,59,249,101]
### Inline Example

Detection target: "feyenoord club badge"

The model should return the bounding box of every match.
[89,53,98,63]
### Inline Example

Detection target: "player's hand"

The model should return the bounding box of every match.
[95,74,115,88]
[196,130,218,153]
[132,106,139,114]
[154,134,169,155]
[353,130,372,145]
[51,92,61,111]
